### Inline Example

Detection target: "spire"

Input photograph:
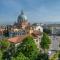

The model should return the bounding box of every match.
[21,10,24,15]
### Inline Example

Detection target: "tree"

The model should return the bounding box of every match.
[17,36,39,60]
[50,52,58,60]
[36,52,49,60]
[43,28,51,35]
[58,51,60,60]
[40,33,51,52]
[11,52,30,60]
[0,39,11,51]
[0,50,3,60]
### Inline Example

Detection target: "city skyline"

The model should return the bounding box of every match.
[0,0,60,25]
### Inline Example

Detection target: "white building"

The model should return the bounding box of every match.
[43,24,60,35]
[30,23,43,49]
[32,24,43,33]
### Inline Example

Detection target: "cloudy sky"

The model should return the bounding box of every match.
[0,0,60,25]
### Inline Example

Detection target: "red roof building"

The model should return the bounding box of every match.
[8,35,28,44]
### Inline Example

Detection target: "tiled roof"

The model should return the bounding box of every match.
[8,35,28,44]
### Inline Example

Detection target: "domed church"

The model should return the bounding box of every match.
[17,10,29,29]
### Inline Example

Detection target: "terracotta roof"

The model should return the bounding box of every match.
[8,35,28,44]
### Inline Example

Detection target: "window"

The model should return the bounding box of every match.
[36,40,38,42]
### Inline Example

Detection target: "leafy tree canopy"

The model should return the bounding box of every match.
[43,28,51,35]
[50,52,58,60]
[40,33,51,50]
[11,52,30,60]
[0,50,3,60]
[17,36,39,60]
[0,39,11,51]
[36,52,49,60]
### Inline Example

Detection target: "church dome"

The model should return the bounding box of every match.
[20,14,27,20]
[18,10,27,23]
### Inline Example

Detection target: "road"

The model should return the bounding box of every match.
[49,36,60,51]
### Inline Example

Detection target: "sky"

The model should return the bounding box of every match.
[0,0,60,25]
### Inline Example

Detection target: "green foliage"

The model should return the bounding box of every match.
[0,39,10,51]
[0,50,3,60]
[50,52,58,60]
[0,36,39,60]
[36,52,49,60]
[2,50,11,60]
[0,39,11,60]
[40,33,51,50]
[43,28,51,35]
[11,52,30,60]
[17,36,39,60]
[0,35,51,60]
[57,51,60,60]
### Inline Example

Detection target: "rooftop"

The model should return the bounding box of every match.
[8,35,28,44]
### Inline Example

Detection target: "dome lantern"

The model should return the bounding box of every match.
[21,10,24,15]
